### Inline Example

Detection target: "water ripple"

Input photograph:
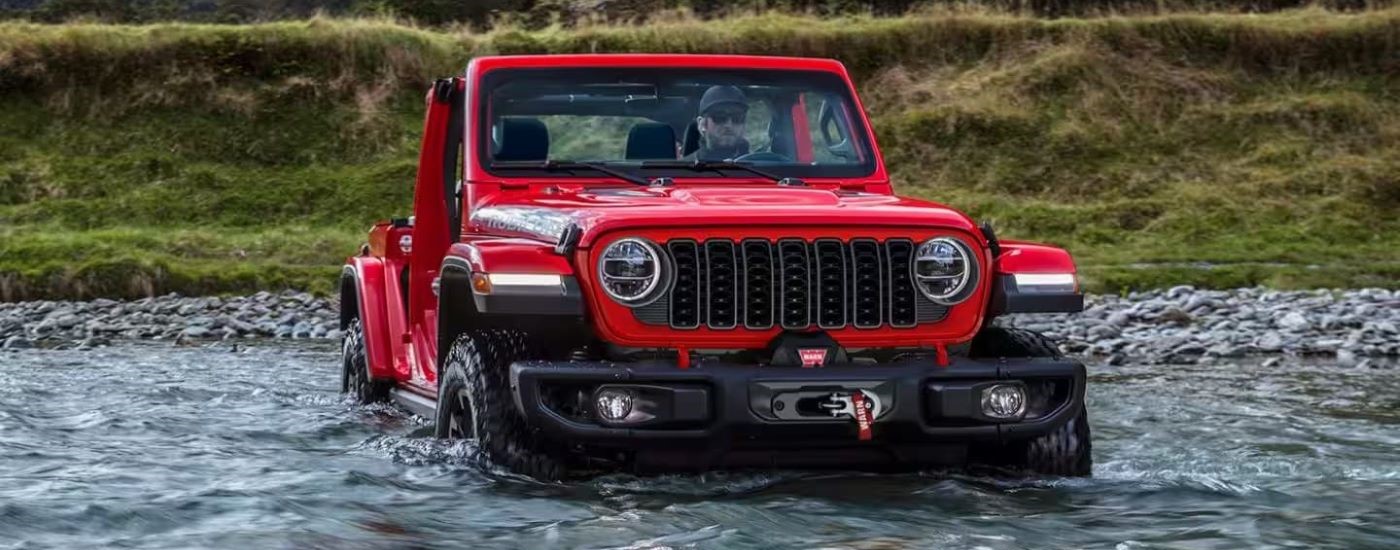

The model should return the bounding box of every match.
[1,343,1397,549]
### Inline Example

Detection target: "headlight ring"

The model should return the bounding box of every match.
[911,237,978,305]
[597,237,671,307]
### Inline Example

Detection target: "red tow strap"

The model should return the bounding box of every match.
[851,391,873,441]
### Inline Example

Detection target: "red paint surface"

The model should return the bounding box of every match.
[995,240,1079,276]
[445,239,576,275]
[578,227,991,349]
[345,54,1079,393]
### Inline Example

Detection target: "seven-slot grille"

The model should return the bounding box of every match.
[642,238,949,330]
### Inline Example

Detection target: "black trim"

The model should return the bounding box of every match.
[440,255,583,317]
[511,356,1085,449]
[980,221,1001,259]
[339,266,360,330]
[433,78,454,103]
[475,67,879,180]
[443,77,465,242]
[553,224,582,256]
[988,274,1085,315]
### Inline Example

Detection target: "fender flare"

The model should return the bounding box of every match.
[341,258,395,380]
[989,240,1084,315]
[436,239,584,363]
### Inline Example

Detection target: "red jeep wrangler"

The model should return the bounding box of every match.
[340,55,1090,479]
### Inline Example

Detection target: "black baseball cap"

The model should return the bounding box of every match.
[698,85,748,115]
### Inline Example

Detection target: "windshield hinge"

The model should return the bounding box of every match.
[432,78,455,103]
[649,177,675,188]
[777,177,807,187]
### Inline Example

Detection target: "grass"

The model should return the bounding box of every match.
[1,8,1397,299]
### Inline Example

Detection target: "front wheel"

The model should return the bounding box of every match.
[342,318,389,403]
[969,327,1092,477]
[435,329,566,480]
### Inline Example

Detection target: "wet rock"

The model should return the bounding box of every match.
[180,326,211,339]
[1257,333,1288,352]
[3,336,35,349]
[77,337,111,349]
[48,313,81,329]
[1184,295,1218,312]
[1167,285,1195,299]
[1157,308,1193,327]
[1277,312,1310,331]
[1087,324,1121,339]
[1173,343,1208,356]
[1206,344,1246,357]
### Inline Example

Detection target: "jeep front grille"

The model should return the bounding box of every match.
[636,238,949,330]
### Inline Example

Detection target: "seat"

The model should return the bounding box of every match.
[625,122,678,160]
[495,117,549,161]
[681,121,702,157]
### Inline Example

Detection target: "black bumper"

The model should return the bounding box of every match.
[510,356,1084,467]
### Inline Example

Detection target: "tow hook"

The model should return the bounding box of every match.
[819,390,881,441]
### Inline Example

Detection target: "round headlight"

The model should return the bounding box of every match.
[912,237,976,304]
[598,237,669,306]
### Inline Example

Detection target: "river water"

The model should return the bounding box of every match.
[1,342,1397,549]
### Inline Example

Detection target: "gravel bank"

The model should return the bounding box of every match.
[1001,286,1398,365]
[0,291,339,350]
[2,287,1396,362]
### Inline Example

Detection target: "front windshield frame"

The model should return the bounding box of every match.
[475,66,878,181]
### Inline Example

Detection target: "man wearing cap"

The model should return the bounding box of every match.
[686,85,750,161]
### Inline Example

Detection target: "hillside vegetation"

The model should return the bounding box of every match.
[1,7,1398,299]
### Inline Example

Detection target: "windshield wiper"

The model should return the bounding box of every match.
[490,159,650,186]
[640,160,785,183]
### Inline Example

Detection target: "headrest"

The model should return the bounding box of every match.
[495,117,549,161]
[681,121,701,157]
[625,123,677,160]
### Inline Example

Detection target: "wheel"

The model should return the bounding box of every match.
[435,329,566,480]
[342,318,390,403]
[968,326,1092,477]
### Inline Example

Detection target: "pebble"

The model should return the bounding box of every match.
[1,288,1397,362]
[0,291,343,344]
[999,287,1400,360]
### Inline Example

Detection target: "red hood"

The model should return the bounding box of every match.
[468,186,981,247]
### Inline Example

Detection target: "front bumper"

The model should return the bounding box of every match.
[511,356,1084,468]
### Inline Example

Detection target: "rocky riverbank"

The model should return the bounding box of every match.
[1001,286,1398,366]
[0,291,340,350]
[2,288,1396,364]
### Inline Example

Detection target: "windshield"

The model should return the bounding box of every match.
[478,67,876,179]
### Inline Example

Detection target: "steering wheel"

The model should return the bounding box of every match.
[733,151,791,163]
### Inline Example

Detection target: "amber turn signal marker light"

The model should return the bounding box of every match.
[471,273,492,294]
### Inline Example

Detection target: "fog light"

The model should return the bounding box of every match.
[595,388,634,422]
[981,384,1027,420]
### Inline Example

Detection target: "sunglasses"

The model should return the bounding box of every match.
[706,112,747,125]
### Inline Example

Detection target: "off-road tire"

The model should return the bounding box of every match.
[342,318,390,403]
[435,329,565,480]
[969,326,1092,477]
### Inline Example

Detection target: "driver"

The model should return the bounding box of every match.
[686,85,750,161]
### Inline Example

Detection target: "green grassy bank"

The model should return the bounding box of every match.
[2,8,1398,300]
